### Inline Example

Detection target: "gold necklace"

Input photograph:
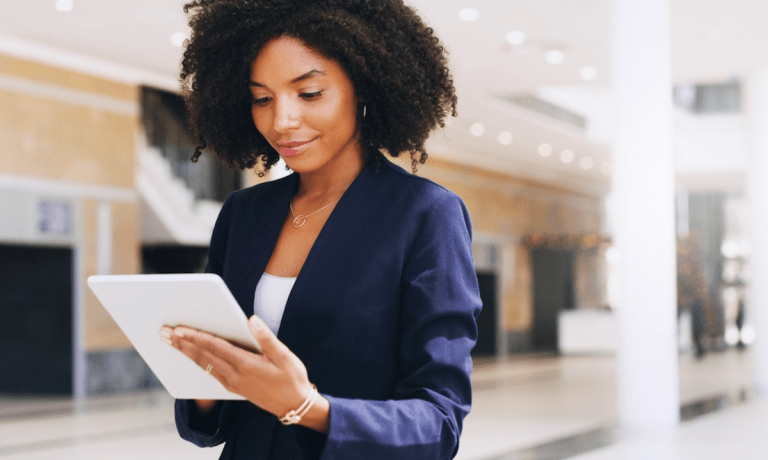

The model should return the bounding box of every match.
[289,199,340,228]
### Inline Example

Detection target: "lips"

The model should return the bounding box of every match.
[277,138,315,156]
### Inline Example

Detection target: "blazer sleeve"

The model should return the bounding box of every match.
[319,191,481,460]
[174,193,238,447]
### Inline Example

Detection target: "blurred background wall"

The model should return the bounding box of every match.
[0,55,141,395]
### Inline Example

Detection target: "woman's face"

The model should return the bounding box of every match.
[249,37,362,176]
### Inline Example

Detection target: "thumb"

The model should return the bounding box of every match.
[248,315,291,363]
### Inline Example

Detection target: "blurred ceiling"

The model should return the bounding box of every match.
[2,0,767,195]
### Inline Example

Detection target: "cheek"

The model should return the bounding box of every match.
[295,103,333,139]
[251,108,271,137]
[317,97,357,138]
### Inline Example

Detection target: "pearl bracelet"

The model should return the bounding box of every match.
[279,384,318,425]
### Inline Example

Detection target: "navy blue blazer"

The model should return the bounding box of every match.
[175,157,481,459]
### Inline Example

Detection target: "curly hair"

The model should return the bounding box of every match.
[180,0,457,174]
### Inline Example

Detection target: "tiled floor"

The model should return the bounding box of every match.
[0,350,758,459]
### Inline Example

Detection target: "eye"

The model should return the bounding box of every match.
[252,97,271,106]
[300,91,322,101]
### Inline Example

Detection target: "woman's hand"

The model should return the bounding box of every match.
[160,316,330,433]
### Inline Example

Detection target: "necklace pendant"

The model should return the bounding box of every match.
[293,215,308,228]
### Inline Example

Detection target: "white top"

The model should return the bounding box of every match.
[254,272,297,335]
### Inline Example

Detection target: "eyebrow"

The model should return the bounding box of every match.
[249,69,326,87]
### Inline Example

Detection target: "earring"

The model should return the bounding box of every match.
[363,105,367,119]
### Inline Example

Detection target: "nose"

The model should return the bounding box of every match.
[273,96,301,133]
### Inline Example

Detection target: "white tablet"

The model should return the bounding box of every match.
[87,273,261,400]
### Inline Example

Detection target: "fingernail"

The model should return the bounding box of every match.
[159,328,173,346]
[173,328,185,338]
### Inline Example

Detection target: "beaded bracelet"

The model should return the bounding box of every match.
[279,384,318,425]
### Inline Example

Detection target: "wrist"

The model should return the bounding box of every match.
[276,384,330,434]
[298,393,330,434]
[279,384,318,425]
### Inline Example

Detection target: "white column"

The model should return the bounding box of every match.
[612,0,680,428]
[73,200,87,400]
[744,69,768,394]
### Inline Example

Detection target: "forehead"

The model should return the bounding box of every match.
[250,37,338,84]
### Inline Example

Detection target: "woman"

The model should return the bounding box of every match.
[160,0,481,458]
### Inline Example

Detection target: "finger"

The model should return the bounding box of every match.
[174,326,260,364]
[172,326,281,385]
[173,327,258,389]
[171,326,284,397]
[172,326,244,357]
[187,346,234,385]
[248,316,297,368]
[160,326,174,346]
[170,326,228,360]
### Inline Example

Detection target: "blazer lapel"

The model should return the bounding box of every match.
[277,162,379,352]
[227,174,298,317]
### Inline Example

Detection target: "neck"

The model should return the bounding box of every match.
[295,153,366,201]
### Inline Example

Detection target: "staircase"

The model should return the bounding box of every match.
[135,139,222,246]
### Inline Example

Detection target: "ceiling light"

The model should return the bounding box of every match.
[170,32,187,47]
[579,156,594,170]
[505,31,526,45]
[538,143,553,157]
[459,8,479,22]
[55,0,74,12]
[741,325,756,345]
[470,122,485,137]
[601,162,611,175]
[497,131,513,145]
[545,50,565,65]
[579,66,597,81]
[560,149,574,163]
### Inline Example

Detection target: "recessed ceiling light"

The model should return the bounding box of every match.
[580,156,594,170]
[580,66,598,81]
[55,0,74,12]
[560,149,574,163]
[545,50,565,65]
[497,131,513,145]
[459,8,479,22]
[601,162,611,175]
[538,143,553,157]
[470,122,485,137]
[505,31,526,45]
[170,32,187,47]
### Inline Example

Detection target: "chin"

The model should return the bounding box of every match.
[280,156,313,174]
